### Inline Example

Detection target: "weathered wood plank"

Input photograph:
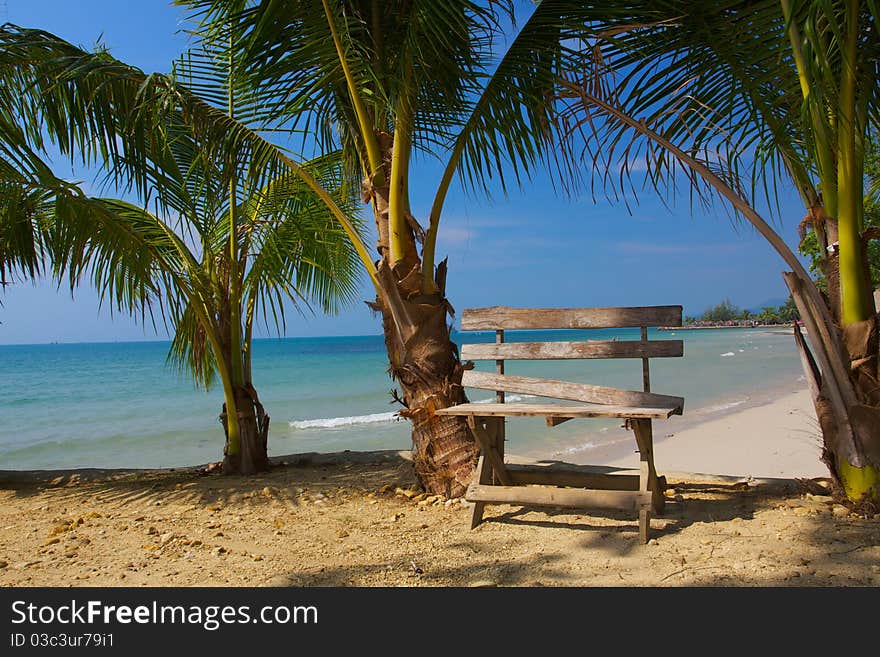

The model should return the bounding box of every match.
[494,332,506,456]
[632,418,665,515]
[461,370,684,411]
[461,305,682,331]
[505,465,640,491]
[470,454,489,529]
[465,483,652,512]
[436,402,678,419]
[461,339,683,361]
[639,508,650,544]
[545,416,572,427]
[466,417,511,486]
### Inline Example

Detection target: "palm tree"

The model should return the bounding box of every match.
[16,1,865,499]
[128,0,600,495]
[548,1,880,502]
[0,26,361,474]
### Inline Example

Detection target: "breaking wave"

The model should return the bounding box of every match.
[288,394,538,430]
[289,411,399,429]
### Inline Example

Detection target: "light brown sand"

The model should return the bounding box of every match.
[608,389,826,479]
[1,391,877,587]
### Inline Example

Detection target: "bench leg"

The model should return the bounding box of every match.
[632,419,665,515]
[470,453,490,529]
[633,419,665,544]
[639,508,651,544]
[639,460,651,544]
[468,417,506,529]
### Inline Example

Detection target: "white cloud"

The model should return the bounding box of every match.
[438,226,475,245]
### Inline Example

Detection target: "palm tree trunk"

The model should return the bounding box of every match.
[359,133,478,497]
[371,258,478,497]
[220,384,270,475]
[785,270,880,504]
[568,83,880,504]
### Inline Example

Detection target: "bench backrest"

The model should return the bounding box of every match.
[459,305,684,412]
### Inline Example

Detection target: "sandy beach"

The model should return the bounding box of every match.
[1,387,878,587]
[607,389,826,480]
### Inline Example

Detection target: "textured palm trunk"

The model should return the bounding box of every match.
[367,166,478,496]
[220,384,270,475]
[834,295,879,503]
[372,260,478,497]
[785,249,880,505]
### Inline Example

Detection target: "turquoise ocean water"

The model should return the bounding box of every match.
[0,328,807,470]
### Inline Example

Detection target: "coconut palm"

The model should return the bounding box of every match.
[167,0,649,495]
[547,1,880,502]
[7,3,641,496]
[14,1,866,500]
[0,26,361,474]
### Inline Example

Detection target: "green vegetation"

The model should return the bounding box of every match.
[1,2,609,494]
[555,1,880,503]
[145,0,615,495]
[799,133,880,290]
[3,2,879,500]
[686,298,799,326]
[0,25,360,474]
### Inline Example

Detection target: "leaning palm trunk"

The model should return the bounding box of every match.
[563,82,880,503]
[785,264,880,505]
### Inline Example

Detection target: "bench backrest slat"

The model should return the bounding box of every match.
[461,339,683,361]
[458,305,683,407]
[462,370,684,410]
[461,305,682,331]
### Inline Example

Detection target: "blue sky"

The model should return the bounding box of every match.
[0,1,809,344]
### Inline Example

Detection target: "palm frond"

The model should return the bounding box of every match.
[0,176,52,287]
[167,298,218,389]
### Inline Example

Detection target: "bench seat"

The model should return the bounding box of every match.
[434,402,680,420]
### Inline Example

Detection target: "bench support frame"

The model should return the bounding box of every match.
[465,416,665,542]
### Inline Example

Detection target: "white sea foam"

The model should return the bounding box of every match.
[289,411,399,429]
[289,394,537,430]
[473,393,535,404]
[696,399,747,414]
[720,351,736,357]
[555,441,598,455]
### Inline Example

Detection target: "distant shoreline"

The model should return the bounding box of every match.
[659,324,795,331]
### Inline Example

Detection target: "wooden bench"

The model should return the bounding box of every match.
[435,305,685,543]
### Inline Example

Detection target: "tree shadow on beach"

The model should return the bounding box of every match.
[675,499,880,586]
[0,450,416,510]
[2,450,877,587]
[471,478,779,551]
[268,544,577,587]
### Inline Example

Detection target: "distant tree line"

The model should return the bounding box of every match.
[684,297,800,326]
